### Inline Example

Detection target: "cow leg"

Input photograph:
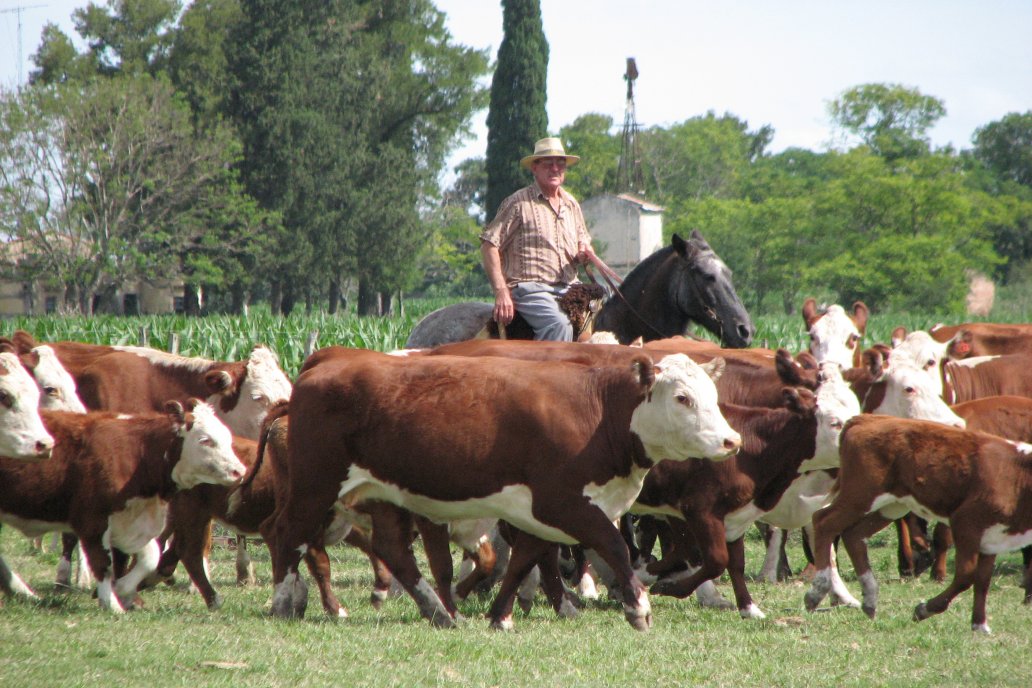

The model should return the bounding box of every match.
[454,539,497,601]
[726,536,764,619]
[536,545,579,619]
[171,521,223,610]
[0,553,37,599]
[55,532,78,588]
[913,517,986,625]
[804,495,873,612]
[895,518,916,577]
[114,539,160,609]
[78,535,124,613]
[235,536,257,586]
[839,513,892,619]
[303,544,347,619]
[930,523,953,583]
[366,503,453,628]
[1022,546,1032,605]
[651,515,727,603]
[341,527,394,609]
[757,525,782,583]
[414,517,463,621]
[487,529,552,630]
[969,553,997,634]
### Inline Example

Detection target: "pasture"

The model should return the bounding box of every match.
[2,303,1032,687]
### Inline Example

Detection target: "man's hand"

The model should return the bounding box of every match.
[575,243,598,265]
[493,288,514,325]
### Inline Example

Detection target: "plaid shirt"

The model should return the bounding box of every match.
[480,184,591,287]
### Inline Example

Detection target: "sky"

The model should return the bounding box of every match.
[3,0,1030,173]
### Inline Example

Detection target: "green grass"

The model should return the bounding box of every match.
[1,527,1029,687]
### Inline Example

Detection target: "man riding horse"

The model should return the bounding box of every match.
[480,137,597,342]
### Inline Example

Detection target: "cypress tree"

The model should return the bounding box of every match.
[484,0,549,222]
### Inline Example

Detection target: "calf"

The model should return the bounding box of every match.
[0,351,54,461]
[802,299,868,370]
[0,402,245,612]
[269,348,740,630]
[804,415,1032,633]
[929,322,1032,360]
[633,368,862,619]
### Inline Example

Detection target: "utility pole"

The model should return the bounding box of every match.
[1,4,47,85]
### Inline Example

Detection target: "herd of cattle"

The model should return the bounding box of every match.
[2,307,1032,635]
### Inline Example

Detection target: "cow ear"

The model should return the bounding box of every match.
[801,298,819,328]
[165,400,186,422]
[632,356,656,390]
[18,350,40,371]
[0,338,15,355]
[11,330,38,353]
[700,356,725,382]
[783,387,815,413]
[795,351,819,371]
[891,327,907,348]
[184,397,205,412]
[775,348,802,385]
[863,349,885,378]
[205,369,236,396]
[629,336,644,348]
[851,301,869,333]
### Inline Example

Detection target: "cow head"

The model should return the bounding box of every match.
[19,345,88,413]
[630,353,741,462]
[204,345,293,440]
[866,360,966,428]
[797,366,861,472]
[0,351,55,461]
[889,331,949,397]
[802,299,868,370]
[168,399,247,488]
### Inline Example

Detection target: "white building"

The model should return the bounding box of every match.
[581,193,664,275]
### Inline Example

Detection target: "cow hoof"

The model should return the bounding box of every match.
[517,595,533,614]
[739,604,766,620]
[370,588,387,610]
[489,615,514,631]
[803,591,822,612]
[861,604,876,620]
[1024,595,1032,606]
[913,602,930,622]
[972,622,992,634]
[333,606,348,619]
[649,580,683,598]
[429,611,456,629]
[557,597,580,620]
[55,560,72,588]
[207,594,224,611]
[627,611,653,632]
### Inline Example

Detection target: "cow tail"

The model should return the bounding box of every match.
[230,401,290,514]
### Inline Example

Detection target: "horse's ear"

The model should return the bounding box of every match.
[672,233,687,256]
[688,228,710,249]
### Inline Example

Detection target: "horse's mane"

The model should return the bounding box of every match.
[615,244,675,296]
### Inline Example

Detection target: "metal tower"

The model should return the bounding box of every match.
[1,3,47,85]
[616,57,645,195]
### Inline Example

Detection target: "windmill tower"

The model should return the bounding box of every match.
[1,4,47,85]
[616,57,645,196]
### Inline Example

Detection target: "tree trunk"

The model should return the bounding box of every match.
[357,279,382,316]
[280,283,296,317]
[270,280,283,315]
[229,283,248,315]
[328,278,342,315]
[184,283,201,316]
[379,290,393,316]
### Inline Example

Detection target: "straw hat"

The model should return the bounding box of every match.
[520,137,580,170]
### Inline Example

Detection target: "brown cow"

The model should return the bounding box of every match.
[0,402,245,612]
[929,322,1032,360]
[804,414,1032,633]
[268,347,740,630]
[802,299,869,370]
[0,351,54,461]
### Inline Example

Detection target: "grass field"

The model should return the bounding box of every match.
[1,525,1030,688]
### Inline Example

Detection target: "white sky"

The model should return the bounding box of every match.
[4,0,1031,173]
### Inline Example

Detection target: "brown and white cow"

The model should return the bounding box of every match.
[804,414,1032,633]
[632,366,862,619]
[268,347,740,630]
[1,341,88,414]
[929,322,1032,360]
[0,351,54,461]
[0,401,245,612]
[802,299,869,370]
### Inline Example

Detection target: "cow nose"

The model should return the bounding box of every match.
[953,419,967,429]
[36,439,53,458]
[723,436,741,453]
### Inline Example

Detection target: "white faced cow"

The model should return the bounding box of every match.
[0,351,54,461]
[803,299,868,370]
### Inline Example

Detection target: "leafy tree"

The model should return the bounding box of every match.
[558,113,620,200]
[167,0,243,125]
[828,83,946,161]
[0,76,257,313]
[973,111,1032,189]
[484,0,548,222]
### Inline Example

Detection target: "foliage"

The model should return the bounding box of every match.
[484,0,549,222]
[558,113,621,200]
[973,110,1032,188]
[828,83,946,161]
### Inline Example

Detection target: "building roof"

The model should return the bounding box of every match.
[584,193,665,213]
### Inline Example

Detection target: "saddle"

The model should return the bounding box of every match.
[483,283,607,341]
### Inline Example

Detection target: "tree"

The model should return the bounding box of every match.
[558,113,620,200]
[828,83,946,161]
[0,76,259,313]
[973,111,1032,189]
[484,0,548,222]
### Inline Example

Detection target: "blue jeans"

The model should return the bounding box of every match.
[511,282,573,342]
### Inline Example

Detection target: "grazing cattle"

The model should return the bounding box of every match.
[269,348,740,630]
[929,322,1032,360]
[804,415,1032,633]
[0,402,246,612]
[11,332,292,588]
[0,351,54,462]
[633,367,862,618]
[802,299,869,369]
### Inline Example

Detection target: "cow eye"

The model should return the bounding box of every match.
[198,435,214,447]
[251,393,266,403]
[44,386,59,397]
[829,420,843,430]
[848,334,859,344]
[0,391,12,408]
[675,394,695,408]
[904,386,916,395]
[924,360,936,370]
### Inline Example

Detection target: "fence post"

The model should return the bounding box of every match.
[170,333,180,355]
[305,331,319,358]
[138,326,149,348]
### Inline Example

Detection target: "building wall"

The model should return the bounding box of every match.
[581,194,664,273]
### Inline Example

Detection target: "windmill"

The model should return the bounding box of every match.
[616,57,645,196]
[1,3,47,85]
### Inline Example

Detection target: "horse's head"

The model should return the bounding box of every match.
[672,230,754,348]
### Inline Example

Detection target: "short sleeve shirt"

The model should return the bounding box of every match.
[480,184,591,287]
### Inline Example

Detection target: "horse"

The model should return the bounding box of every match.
[406,229,754,349]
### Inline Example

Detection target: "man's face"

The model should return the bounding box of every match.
[532,156,567,193]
